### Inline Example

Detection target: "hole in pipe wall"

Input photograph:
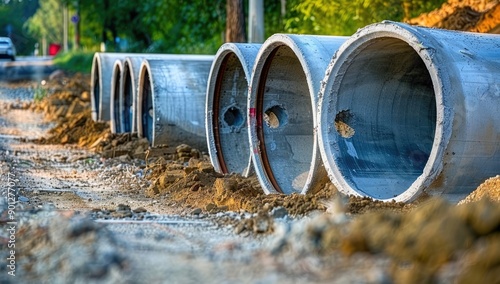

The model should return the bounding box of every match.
[263,105,288,129]
[335,109,355,138]
[223,106,244,128]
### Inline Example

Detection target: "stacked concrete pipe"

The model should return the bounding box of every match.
[137,55,214,150]
[91,52,135,121]
[206,43,261,175]
[109,59,123,133]
[248,34,348,195]
[318,21,500,203]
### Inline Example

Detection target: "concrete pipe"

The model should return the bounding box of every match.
[91,52,135,121]
[121,56,143,133]
[318,21,500,203]
[248,34,348,195]
[109,59,123,133]
[120,54,194,134]
[206,43,261,175]
[137,55,214,150]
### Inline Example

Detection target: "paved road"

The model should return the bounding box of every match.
[0,56,56,81]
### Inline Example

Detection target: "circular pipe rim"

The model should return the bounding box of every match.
[318,21,452,203]
[206,43,260,175]
[110,59,123,133]
[137,59,154,144]
[248,34,347,195]
[121,58,136,133]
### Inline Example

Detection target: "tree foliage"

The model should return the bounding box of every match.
[9,0,446,55]
[0,0,38,55]
[25,0,63,43]
[285,0,446,35]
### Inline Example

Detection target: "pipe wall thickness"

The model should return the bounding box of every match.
[248,34,348,195]
[91,52,136,121]
[318,21,500,203]
[206,43,261,175]
[137,56,214,150]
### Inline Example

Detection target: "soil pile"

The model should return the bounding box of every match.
[31,72,111,147]
[407,0,500,33]
[270,196,500,282]
[146,158,332,216]
[14,211,127,283]
[460,175,500,204]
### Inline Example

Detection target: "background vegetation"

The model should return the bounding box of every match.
[1,0,446,57]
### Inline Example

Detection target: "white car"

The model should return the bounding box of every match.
[0,37,16,61]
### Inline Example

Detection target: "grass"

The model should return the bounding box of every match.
[53,51,94,74]
[33,84,48,102]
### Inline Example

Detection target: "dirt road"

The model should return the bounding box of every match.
[1,76,499,283]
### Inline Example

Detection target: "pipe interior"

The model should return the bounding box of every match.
[123,65,134,133]
[214,53,250,174]
[334,38,436,199]
[92,61,100,119]
[141,69,154,143]
[112,68,121,133]
[257,45,313,194]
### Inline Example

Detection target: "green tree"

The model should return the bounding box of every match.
[139,0,225,54]
[285,0,446,35]
[25,0,64,44]
[0,0,38,55]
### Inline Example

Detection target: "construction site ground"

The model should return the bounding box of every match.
[0,73,499,283]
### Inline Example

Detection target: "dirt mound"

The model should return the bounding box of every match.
[407,0,500,33]
[270,196,500,282]
[30,71,111,147]
[145,153,336,216]
[459,175,500,204]
[35,109,109,146]
[15,212,126,283]
[145,154,419,220]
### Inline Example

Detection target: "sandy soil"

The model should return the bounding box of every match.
[0,73,499,283]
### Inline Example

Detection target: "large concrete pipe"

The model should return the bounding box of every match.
[206,43,261,175]
[91,52,135,121]
[109,59,123,133]
[317,21,500,203]
[248,34,348,195]
[137,55,214,150]
[120,54,192,134]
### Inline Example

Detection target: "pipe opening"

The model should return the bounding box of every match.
[92,61,100,120]
[334,38,436,199]
[256,45,313,194]
[264,105,287,129]
[112,68,121,133]
[212,53,250,174]
[223,106,244,128]
[141,69,154,143]
[122,64,134,133]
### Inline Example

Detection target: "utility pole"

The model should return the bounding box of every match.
[248,0,264,43]
[73,0,80,50]
[63,2,69,52]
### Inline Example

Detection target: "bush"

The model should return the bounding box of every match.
[53,51,94,74]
